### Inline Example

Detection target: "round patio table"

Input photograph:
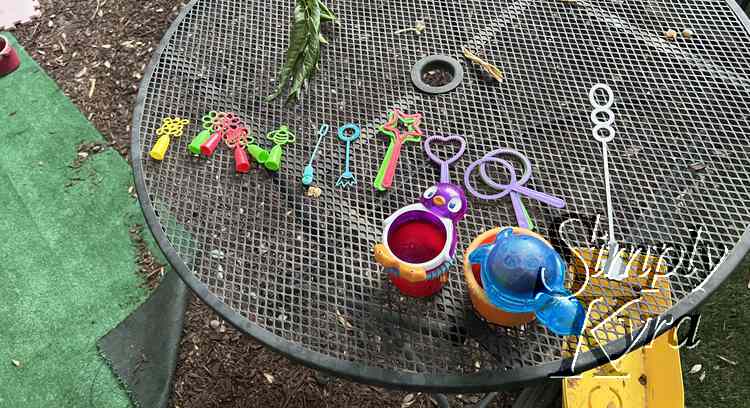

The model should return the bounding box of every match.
[132,0,750,395]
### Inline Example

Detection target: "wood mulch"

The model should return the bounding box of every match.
[173,297,515,408]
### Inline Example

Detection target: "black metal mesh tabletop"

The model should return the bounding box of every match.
[132,0,750,391]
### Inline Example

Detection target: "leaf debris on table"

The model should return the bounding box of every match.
[267,0,336,104]
[463,47,504,82]
[306,186,322,198]
[336,309,353,330]
[393,20,426,35]
[689,161,707,172]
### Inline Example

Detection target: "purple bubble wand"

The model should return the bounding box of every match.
[463,148,565,229]
[424,133,467,184]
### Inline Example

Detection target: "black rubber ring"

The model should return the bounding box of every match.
[411,55,464,94]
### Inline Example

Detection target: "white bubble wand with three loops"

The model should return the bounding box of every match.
[590,84,626,281]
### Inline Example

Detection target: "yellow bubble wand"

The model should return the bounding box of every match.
[150,117,190,161]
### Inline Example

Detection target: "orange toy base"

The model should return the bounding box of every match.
[463,227,536,326]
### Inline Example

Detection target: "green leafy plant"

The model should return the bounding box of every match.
[267,0,336,103]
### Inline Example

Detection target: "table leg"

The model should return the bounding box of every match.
[475,392,499,408]
[511,380,562,408]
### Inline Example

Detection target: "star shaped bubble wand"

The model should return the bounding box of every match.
[373,109,424,191]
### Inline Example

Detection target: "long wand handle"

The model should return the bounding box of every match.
[302,124,329,186]
[380,139,403,190]
[374,138,396,191]
[308,125,329,165]
[602,141,616,246]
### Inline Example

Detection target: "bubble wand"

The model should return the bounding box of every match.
[373,110,424,191]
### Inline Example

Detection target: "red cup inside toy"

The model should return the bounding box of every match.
[0,35,21,77]
[387,211,449,297]
[388,216,446,263]
[389,273,446,297]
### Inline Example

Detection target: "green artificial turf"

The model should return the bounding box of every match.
[682,261,750,408]
[0,33,149,407]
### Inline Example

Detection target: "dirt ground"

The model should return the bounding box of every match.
[10,2,515,407]
[11,0,183,156]
[174,297,516,408]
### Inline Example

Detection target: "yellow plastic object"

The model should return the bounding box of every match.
[149,117,190,161]
[562,249,684,408]
[563,330,683,408]
[149,135,170,161]
[374,243,427,283]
